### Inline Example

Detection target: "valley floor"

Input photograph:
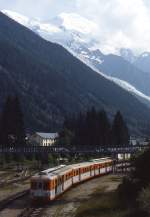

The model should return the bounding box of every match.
[43,174,124,217]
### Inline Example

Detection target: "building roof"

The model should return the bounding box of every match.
[36,132,59,139]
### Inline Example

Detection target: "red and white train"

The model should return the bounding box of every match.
[31,157,113,203]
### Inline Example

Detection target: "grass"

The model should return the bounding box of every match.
[109,176,124,182]
[75,182,129,217]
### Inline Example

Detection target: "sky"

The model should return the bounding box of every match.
[1,0,150,54]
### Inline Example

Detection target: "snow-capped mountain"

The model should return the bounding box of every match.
[119,48,150,73]
[134,52,150,73]
[119,48,137,63]
[2,9,150,107]
[2,10,98,49]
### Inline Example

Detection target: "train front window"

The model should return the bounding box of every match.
[38,182,42,189]
[43,182,49,190]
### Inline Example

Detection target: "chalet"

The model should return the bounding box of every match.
[29,132,59,146]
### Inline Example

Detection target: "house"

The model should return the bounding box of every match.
[29,132,59,146]
[130,136,149,146]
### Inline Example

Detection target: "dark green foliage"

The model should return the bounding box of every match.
[98,110,111,146]
[59,128,74,147]
[0,96,12,144]
[60,109,128,147]
[112,111,129,146]
[138,185,150,216]
[118,148,150,216]
[132,149,150,187]
[0,96,25,146]
[0,12,149,134]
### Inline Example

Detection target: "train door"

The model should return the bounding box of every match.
[99,164,101,174]
[62,175,64,191]
[59,176,63,193]
[36,181,44,197]
[71,171,73,185]
[55,179,58,195]
[79,168,81,181]
[105,163,107,173]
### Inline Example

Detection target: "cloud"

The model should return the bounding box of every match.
[75,0,150,54]
[1,0,150,53]
[0,0,77,19]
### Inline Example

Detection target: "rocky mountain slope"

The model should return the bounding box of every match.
[0,12,150,134]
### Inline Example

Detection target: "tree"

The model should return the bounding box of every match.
[138,185,150,216]
[118,148,150,216]
[97,110,111,146]
[12,96,25,146]
[0,96,13,145]
[0,96,25,147]
[112,111,129,146]
[59,128,74,147]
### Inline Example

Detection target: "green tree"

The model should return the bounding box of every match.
[98,110,111,146]
[0,96,12,145]
[0,96,25,147]
[112,111,129,146]
[59,128,74,147]
[12,96,25,146]
[138,185,150,216]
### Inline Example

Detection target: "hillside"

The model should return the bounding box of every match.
[0,12,150,134]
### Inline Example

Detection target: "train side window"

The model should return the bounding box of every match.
[31,181,36,190]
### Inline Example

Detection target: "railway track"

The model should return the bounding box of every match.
[17,207,44,217]
[0,189,29,211]
[0,175,32,188]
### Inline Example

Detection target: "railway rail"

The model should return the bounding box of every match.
[0,175,31,188]
[17,207,44,217]
[0,189,29,211]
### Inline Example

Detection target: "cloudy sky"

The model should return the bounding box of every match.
[1,0,150,54]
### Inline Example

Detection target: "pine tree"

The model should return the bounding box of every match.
[0,96,12,145]
[112,111,129,146]
[85,107,98,146]
[98,110,111,146]
[0,96,25,147]
[12,96,25,146]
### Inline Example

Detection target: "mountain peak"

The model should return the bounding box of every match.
[140,52,150,58]
[51,12,98,35]
[2,9,29,26]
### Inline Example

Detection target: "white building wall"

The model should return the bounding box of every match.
[29,133,58,146]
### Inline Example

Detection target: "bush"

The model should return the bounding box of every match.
[138,185,150,216]
[118,177,139,207]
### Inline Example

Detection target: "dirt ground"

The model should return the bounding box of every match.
[0,174,122,217]
[0,195,29,217]
[43,174,122,217]
[0,180,29,201]
[0,179,30,217]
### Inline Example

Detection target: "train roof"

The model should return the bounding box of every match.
[32,165,66,179]
[70,162,94,169]
[31,157,113,180]
[51,165,73,176]
[90,157,112,163]
[39,165,66,175]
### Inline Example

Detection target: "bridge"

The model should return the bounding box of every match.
[0,145,147,173]
[0,144,148,156]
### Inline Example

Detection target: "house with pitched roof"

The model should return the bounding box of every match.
[30,132,59,146]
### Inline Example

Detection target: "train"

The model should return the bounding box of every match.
[30,157,113,203]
